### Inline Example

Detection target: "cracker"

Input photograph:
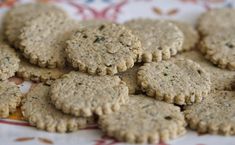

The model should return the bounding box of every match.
[21,84,93,133]
[3,3,66,47]
[19,15,78,68]
[0,81,22,118]
[50,71,129,117]
[99,94,186,144]
[200,30,235,70]
[197,8,235,36]
[184,91,235,135]
[137,59,211,105]
[0,40,20,80]
[124,19,184,62]
[65,23,142,75]
[177,50,235,91]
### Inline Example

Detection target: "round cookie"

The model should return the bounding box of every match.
[177,50,235,91]
[200,30,235,70]
[118,63,142,94]
[3,3,66,47]
[21,84,93,133]
[19,14,79,68]
[170,20,199,51]
[66,23,142,75]
[0,81,22,118]
[184,91,235,135]
[0,41,20,80]
[137,59,211,105]
[99,94,186,144]
[197,8,235,36]
[50,71,129,117]
[124,19,184,62]
[16,58,66,84]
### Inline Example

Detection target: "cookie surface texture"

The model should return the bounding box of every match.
[200,30,235,70]
[19,15,78,68]
[50,71,129,117]
[66,23,142,75]
[184,91,235,135]
[137,59,211,105]
[124,19,184,62]
[0,41,20,80]
[21,84,93,133]
[99,94,186,144]
[0,81,22,118]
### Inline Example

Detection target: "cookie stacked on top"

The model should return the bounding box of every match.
[0,3,234,144]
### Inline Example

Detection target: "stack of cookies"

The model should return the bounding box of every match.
[0,3,235,144]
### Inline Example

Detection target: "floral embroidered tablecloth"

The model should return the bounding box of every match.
[0,0,235,145]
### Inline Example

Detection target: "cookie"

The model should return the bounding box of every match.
[118,63,142,94]
[0,40,20,80]
[184,91,235,135]
[19,14,78,68]
[137,59,211,105]
[50,71,129,117]
[65,23,142,75]
[170,21,199,51]
[0,81,22,118]
[124,19,184,62]
[200,30,235,70]
[3,3,66,47]
[177,50,235,91]
[99,94,186,144]
[21,84,93,133]
[16,58,66,84]
[79,19,112,28]
[197,8,235,36]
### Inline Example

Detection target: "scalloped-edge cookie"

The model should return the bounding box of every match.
[124,19,184,62]
[176,50,235,91]
[50,71,129,117]
[99,94,186,144]
[19,14,78,68]
[184,91,235,135]
[65,23,142,75]
[0,81,22,118]
[200,30,235,70]
[21,84,94,133]
[0,40,20,80]
[137,59,211,105]
[3,3,66,47]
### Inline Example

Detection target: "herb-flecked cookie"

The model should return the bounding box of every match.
[21,84,93,133]
[177,50,235,91]
[118,63,142,94]
[137,59,211,105]
[197,8,235,36]
[16,58,66,84]
[3,3,66,47]
[0,81,22,118]
[66,23,142,75]
[200,30,235,70]
[124,19,184,62]
[0,41,20,80]
[170,21,199,51]
[50,71,129,117]
[99,94,186,144]
[19,14,79,68]
[184,91,235,135]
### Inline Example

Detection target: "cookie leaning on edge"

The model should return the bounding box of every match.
[21,84,94,133]
[137,59,211,105]
[66,23,142,75]
[0,81,22,118]
[50,71,129,117]
[184,91,235,135]
[99,94,186,144]
[124,19,184,62]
